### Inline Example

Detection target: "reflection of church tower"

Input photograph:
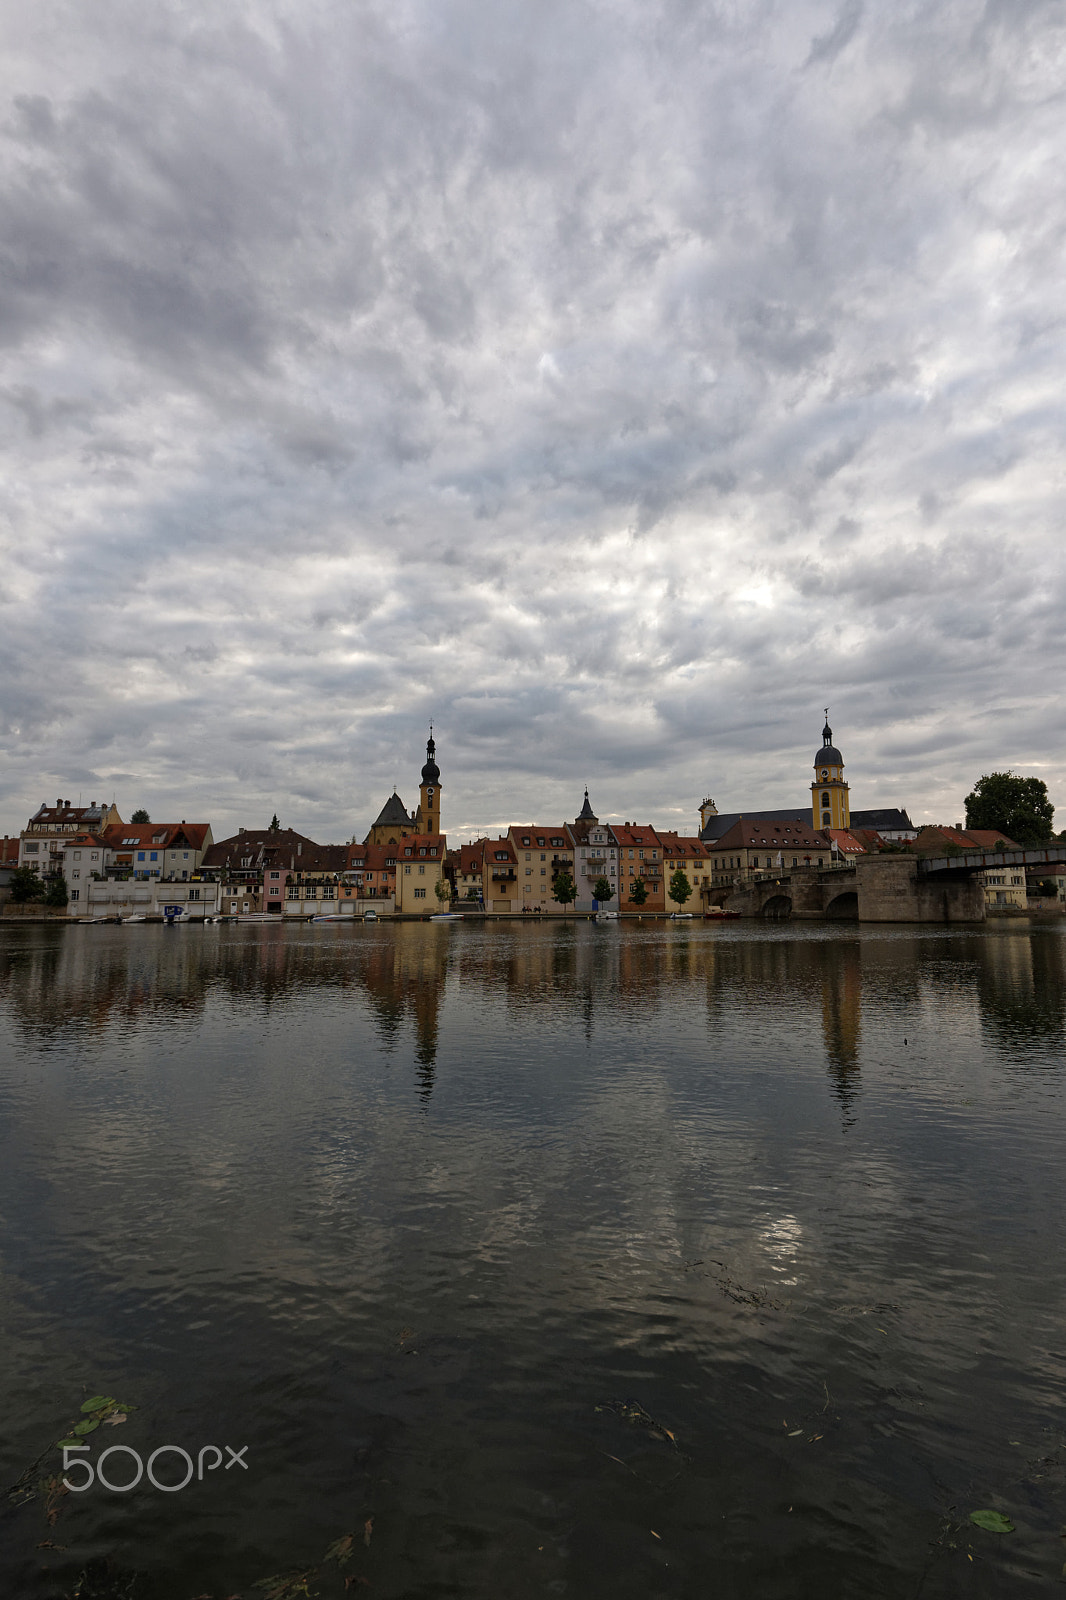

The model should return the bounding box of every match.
[821,942,861,1126]
[812,711,850,831]
[416,728,441,834]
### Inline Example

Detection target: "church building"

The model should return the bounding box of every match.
[697,714,915,844]
[364,730,443,847]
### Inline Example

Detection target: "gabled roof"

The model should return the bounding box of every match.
[398,833,445,858]
[509,825,571,848]
[826,828,867,855]
[346,841,397,872]
[101,822,211,851]
[201,828,320,872]
[657,832,710,857]
[609,824,663,848]
[26,801,114,829]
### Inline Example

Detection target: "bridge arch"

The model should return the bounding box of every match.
[760,893,792,919]
[825,890,859,921]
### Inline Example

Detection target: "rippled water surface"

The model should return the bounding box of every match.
[1,919,1065,1598]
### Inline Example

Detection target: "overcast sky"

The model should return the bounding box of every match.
[2,0,1063,843]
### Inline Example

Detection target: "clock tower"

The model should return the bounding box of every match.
[811,712,850,831]
[417,727,441,834]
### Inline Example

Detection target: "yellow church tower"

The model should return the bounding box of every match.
[812,711,850,831]
[415,727,441,834]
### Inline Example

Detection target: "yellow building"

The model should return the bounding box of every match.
[394,834,448,913]
[811,713,850,831]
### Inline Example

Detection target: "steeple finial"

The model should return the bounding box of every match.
[822,708,832,744]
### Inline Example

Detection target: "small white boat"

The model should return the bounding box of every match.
[363,910,378,922]
[311,913,349,922]
[123,914,147,923]
[429,912,460,921]
[670,911,694,919]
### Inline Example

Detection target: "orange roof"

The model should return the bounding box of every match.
[826,829,867,854]
[102,822,211,850]
[609,824,663,848]
[657,832,710,857]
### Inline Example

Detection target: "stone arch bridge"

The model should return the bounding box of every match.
[718,846,1066,922]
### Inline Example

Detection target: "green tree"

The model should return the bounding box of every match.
[552,870,577,913]
[668,868,692,908]
[44,876,69,907]
[9,866,45,904]
[269,814,281,832]
[592,875,614,904]
[629,877,648,907]
[130,808,150,824]
[435,877,451,903]
[965,772,1054,846]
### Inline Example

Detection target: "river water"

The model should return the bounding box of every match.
[0,919,1064,1598]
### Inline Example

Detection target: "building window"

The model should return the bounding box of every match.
[405,864,411,874]
[70,889,79,900]
[821,793,830,807]
[418,865,425,875]
[414,887,426,899]
[137,852,145,861]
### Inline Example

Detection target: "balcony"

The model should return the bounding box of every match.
[491,869,516,882]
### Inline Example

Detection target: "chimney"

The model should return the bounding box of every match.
[57,798,62,808]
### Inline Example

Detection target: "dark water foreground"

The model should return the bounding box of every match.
[1,919,1064,1599]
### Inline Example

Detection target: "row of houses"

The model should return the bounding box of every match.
[2,792,1063,920]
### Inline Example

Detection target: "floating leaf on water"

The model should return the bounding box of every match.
[325,1534,354,1564]
[364,1516,374,1548]
[73,1419,99,1436]
[969,1509,1014,1533]
[81,1396,114,1413]
[788,1429,803,1437]
[56,1438,81,1449]
[103,1413,127,1426]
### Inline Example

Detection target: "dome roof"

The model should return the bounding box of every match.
[421,730,440,784]
[815,713,843,769]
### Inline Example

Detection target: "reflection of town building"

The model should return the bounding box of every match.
[975,931,1066,1049]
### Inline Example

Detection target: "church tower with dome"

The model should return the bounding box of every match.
[811,711,850,831]
[415,727,441,834]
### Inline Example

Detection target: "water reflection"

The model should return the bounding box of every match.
[1,920,1065,1600]
[1,923,1063,1110]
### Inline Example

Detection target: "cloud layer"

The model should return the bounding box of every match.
[2,0,1064,840]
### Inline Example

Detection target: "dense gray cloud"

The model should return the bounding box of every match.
[1,0,1063,841]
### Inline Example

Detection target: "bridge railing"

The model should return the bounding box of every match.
[918,846,1066,875]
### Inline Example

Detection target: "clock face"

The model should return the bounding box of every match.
[820,769,828,779]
